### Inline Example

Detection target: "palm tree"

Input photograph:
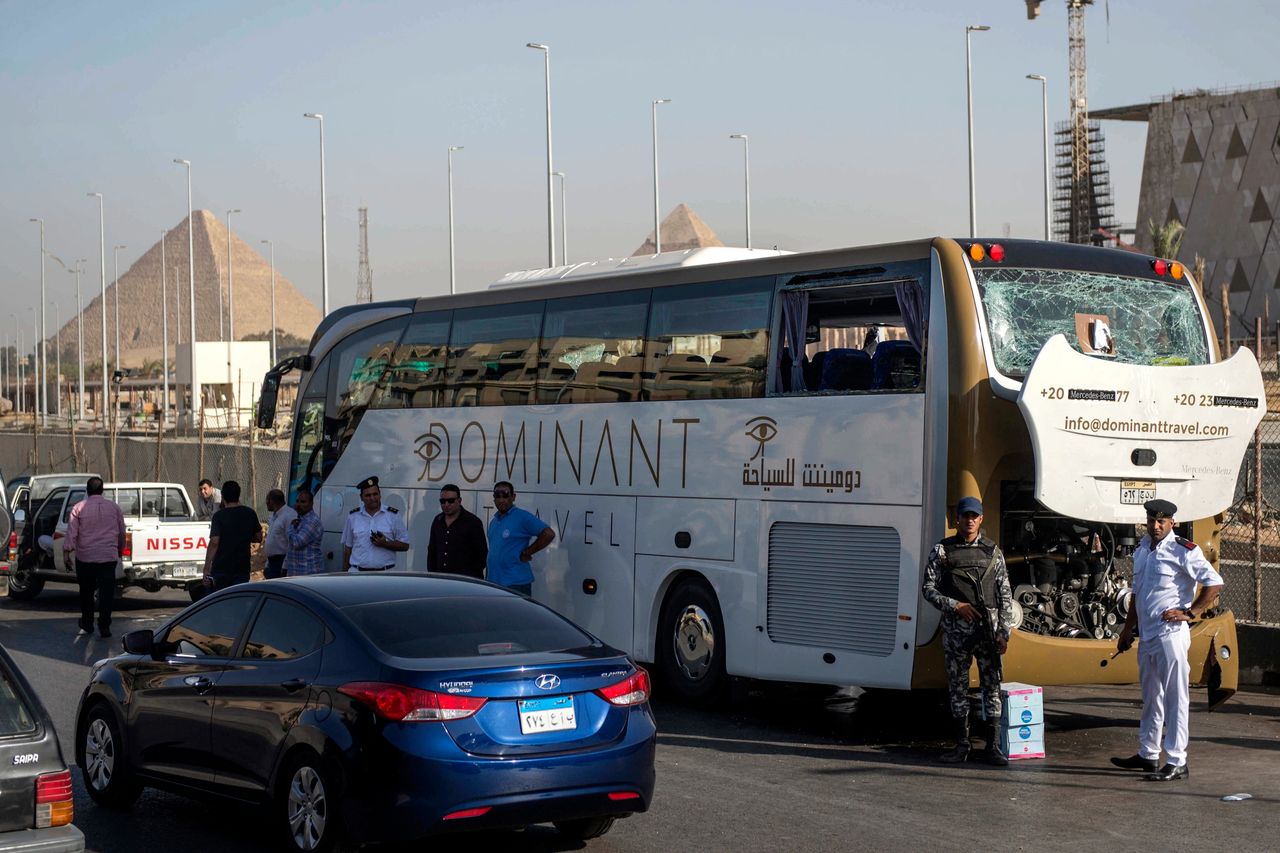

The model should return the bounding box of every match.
[1149,219,1186,259]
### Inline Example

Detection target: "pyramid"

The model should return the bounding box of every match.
[632,203,724,256]
[52,210,323,368]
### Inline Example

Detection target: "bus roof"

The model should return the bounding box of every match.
[489,247,793,289]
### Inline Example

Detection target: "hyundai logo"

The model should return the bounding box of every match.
[535,674,561,691]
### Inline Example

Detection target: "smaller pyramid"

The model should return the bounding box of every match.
[632,203,724,256]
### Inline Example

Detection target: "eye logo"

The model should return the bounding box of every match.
[414,430,445,481]
[744,416,778,460]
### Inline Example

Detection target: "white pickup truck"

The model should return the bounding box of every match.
[6,482,212,602]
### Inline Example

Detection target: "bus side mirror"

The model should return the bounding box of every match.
[256,373,281,429]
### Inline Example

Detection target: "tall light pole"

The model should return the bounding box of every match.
[526,43,556,268]
[652,98,672,253]
[261,240,276,364]
[448,146,463,294]
[553,171,567,264]
[303,113,329,316]
[112,244,126,367]
[729,134,752,249]
[225,209,241,342]
[73,260,86,420]
[160,230,169,428]
[966,24,991,238]
[15,318,23,416]
[53,302,60,420]
[28,218,46,424]
[174,159,197,422]
[88,192,107,424]
[1027,73,1051,241]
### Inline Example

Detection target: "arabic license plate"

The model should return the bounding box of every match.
[172,564,201,578]
[1120,480,1156,505]
[518,695,576,735]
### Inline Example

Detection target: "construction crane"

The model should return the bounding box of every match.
[356,207,373,304]
[1026,0,1094,244]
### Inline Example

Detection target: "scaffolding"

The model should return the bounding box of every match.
[356,207,373,304]
[1053,119,1116,244]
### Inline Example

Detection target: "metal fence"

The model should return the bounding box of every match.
[1220,414,1280,624]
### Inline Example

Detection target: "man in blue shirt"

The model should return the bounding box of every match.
[486,481,555,596]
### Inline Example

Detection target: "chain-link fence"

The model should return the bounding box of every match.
[1220,412,1280,625]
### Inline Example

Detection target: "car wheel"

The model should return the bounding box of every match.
[554,816,616,840]
[658,578,728,705]
[277,752,341,853]
[7,559,44,601]
[82,705,140,808]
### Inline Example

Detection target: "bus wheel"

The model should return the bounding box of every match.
[658,578,727,705]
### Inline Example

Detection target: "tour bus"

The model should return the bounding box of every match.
[258,238,1264,707]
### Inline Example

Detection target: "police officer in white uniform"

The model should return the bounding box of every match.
[1110,499,1223,782]
[341,476,410,572]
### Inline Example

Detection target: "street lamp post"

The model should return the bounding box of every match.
[226,210,241,342]
[174,159,197,422]
[652,98,671,253]
[526,43,556,268]
[13,317,22,415]
[160,230,169,428]
[261,240,276,364]
[29,219,46,423]
[966,24,991,238]
[553,171,567,264]
[729,134,752,249]
[88,192,107,424]
[53,302,60,420]
[448,146,463,294]
[303,114,329,316]
[73,260,86,420]
[1027,73,1051,241]
[112,245,126,366]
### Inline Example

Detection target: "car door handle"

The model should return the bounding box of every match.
[280,678,308,693]
[183,675,213,693]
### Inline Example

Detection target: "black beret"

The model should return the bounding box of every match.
[357,476,380,492]
[1143,498,1177,519]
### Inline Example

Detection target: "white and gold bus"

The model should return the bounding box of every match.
[258,238,1264,706]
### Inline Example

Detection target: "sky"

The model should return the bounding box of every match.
[2,0,1278,341]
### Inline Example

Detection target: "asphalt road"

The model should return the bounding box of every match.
[1,584,1277,852]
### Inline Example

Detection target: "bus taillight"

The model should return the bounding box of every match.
[988,243,1005,262]
[969,243,986,262]
[1152,258,1169,276]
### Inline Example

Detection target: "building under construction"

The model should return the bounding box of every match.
[1053,118,1117,244]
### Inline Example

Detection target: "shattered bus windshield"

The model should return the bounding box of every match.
[974,267,1210,379]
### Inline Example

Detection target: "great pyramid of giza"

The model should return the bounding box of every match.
[632,203,725,256]
[54,210,322,368]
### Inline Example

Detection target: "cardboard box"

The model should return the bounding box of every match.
[1000,682,1044,727]
[1000,723,1045,760]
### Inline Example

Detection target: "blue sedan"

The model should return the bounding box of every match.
[74,574,656,851]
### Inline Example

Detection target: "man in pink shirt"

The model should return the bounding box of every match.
[63,477,126,639]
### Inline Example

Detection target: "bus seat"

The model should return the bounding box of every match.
[818,348,872,392]
[803,351,826,391]
[871,340,921,389]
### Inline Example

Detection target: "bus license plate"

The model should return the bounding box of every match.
[518,695,576,735]
[1120,481,1156,505]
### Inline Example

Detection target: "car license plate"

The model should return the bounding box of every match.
[173,564,200,578]
[518,695,576,735]
[1121,480,1156,505]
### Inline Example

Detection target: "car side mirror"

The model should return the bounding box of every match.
[122,629,156,657]
[13,509,25,524]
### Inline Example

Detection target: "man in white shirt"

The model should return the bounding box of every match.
[341,476,409,572]
[263,489,297,580]
[1110,499,1223,782]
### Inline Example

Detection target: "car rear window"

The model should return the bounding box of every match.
[0,669,36,736]
[342,596,595,658]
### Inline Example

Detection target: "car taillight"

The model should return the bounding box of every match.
[35,770,73,828]
[338,682,486,721]
[7,531,16,563]
[596,668,651,707]
[122,532,132,559]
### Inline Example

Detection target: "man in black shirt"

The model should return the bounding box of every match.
[426,484,488,579]
[202,480,263,591]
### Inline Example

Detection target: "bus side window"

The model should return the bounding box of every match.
[447,302,545,407]
[371,311,452,410]
[643,278,772,401]
[330,316,410,457]
[290,399,326,499]
[537,290,649,404]
[774,277,925,395]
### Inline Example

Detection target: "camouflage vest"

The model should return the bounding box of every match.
[938,534,1000,608]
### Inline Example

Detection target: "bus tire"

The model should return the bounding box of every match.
[658,578,728,705]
